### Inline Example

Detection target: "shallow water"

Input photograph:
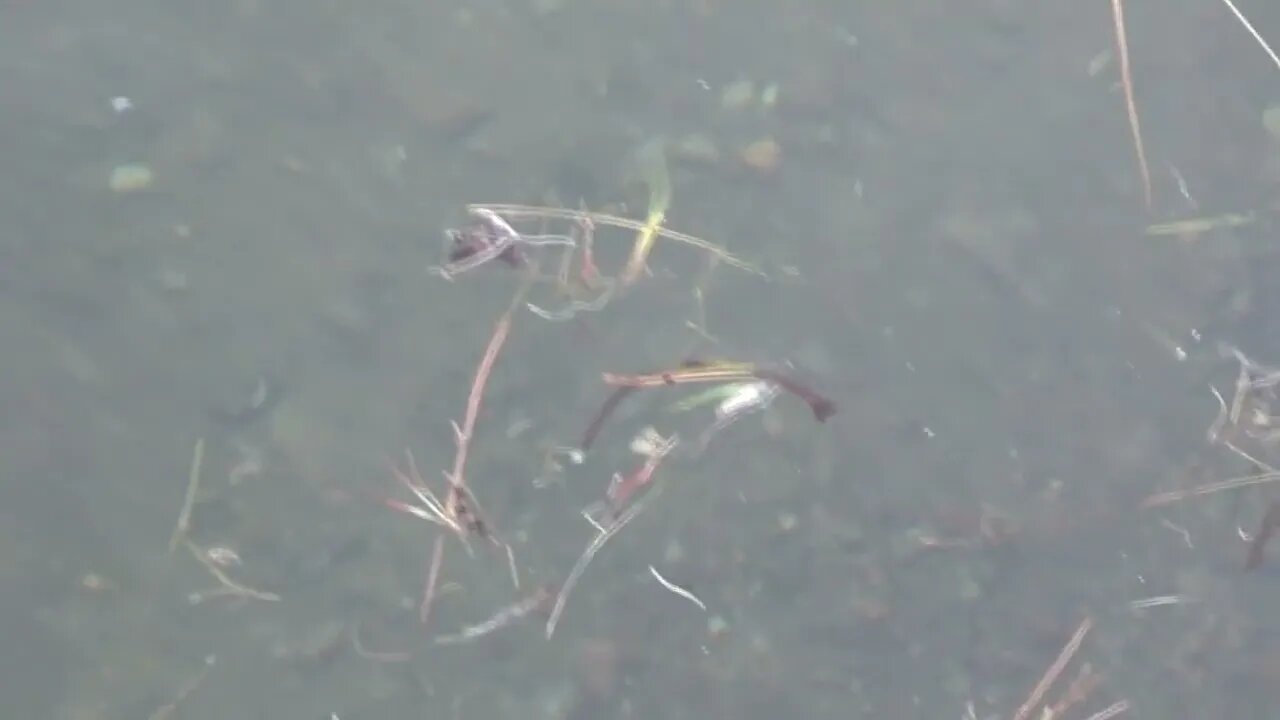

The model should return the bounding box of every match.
[3,0,1280,718]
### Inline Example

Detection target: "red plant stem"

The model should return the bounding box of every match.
[601,363,836,423]
[751,369,837,422]
[607,437,677,513]
[421,306,514,625]
[451,309,512,488]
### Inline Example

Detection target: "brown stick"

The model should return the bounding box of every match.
[581,386,638,451]
[751,369,837,422]
[1111,0,1152,210]
[603,363,836,423]
[421,297,519,625]
[1012,616,1093,720]
[602,363,756,389]
[450,308,512,489]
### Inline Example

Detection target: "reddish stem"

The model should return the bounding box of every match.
[751,369,837,422]
[581,386,638,451]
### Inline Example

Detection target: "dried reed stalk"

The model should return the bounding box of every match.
[1110,0,1152,210]
[1012,616,1093,720]
[1218,0,1280,72]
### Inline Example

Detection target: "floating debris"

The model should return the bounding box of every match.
[1144,212,1254,238]
[378,181,829,648]
[671,133,721,165]
[207,374,281,428]
[720,79,757,111]
[648,565,706,612]
[602,359,835,422]
[1264,104,1280,140]
[620,138,673,286]
[1245,499,1280,570]
[108,163,154,193]
[760,82,780,109]
[739,137,782,174]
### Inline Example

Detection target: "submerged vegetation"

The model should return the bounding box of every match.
[56,1,1280,717]
[387,139,838,643]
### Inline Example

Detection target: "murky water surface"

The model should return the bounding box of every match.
[3,1,1280,718]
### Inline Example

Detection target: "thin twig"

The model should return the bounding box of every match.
[546,493,653,638]
[435,586,550,645]
[1218,0,1280,71]
[1046,663,1100,718]
[1140,471,1280,508]
[1245,499,1280,570]
[147,655,215,720]
[1110,0,1152,210]
[648,565,707,611]
[1082,699,1131,720]
[604,362,836,422]
[1207,385,1231,444]
[504,542,520,590]
[1129,594,1195,610]
[185,539,280,603]
[168,437,205,556]
[1224,439,1279,474]
[1227,349,1252,427]
[420,534,448,625]
[527,279,614,321]
[351,620,412,663]
[387,450,463,534]
[468,203,764,277]
[602,362,756,388]
[1012,616,1093,720]
[450,306,514,492]
[420,286,526,625]
[581,386,639,452]
[619,138,672,287]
